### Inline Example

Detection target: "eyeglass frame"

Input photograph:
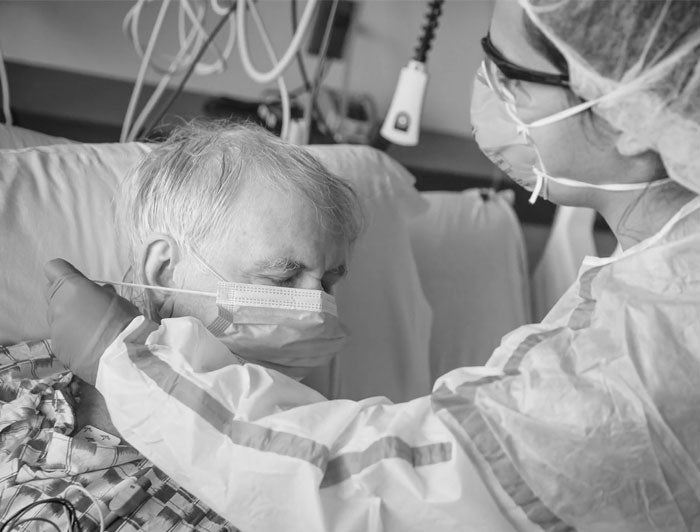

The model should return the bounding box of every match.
[480,33,570,89]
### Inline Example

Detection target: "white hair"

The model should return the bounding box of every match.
[116,121,363,285]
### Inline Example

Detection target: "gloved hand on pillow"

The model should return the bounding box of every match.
[44,258,146,384]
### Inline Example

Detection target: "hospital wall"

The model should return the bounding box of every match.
[0,0,494,138]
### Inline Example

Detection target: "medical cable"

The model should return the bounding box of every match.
[0,498,80,532]
[245,1,292,141]
[237,0,317,84]
[126,16,204,142]
[123,0,234,77]
[139,1,237,140]
[8,518,62,532]
[63,484,106,532]
[413,0,444,63]
[0,41,12,125]
[291,0,313,93]
[121,0,172,142]
[122,0,205,141]
[302,0,339,142]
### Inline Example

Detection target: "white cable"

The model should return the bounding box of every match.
[121,0,172,143]
[0,40,13,125]
[247,1,291,140]
[303,0,338,140]
[237,0,318,84]
[62,484,106,532]
[181,0,224,75]
[125,0,234,77]
[183,0,237,76]
[126,17,203,141]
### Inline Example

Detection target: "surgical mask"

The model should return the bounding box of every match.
[471,59,671,204]
[107,252,348,380]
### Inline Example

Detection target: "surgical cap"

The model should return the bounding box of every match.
[520,0,700,194]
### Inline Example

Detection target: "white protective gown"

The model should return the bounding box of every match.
[98,197,700,532]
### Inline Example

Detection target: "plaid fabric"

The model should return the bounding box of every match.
[0,341,239,531]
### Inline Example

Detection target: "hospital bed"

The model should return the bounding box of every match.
[0,121,604,531]
[0,121,535,403]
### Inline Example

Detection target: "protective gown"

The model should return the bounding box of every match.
[97,196,700,532]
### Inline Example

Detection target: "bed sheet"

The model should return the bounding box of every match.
[0,340,237,531]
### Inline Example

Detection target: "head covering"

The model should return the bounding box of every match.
[520,0,700,194]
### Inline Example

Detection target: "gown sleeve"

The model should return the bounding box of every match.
[96,315,521,532]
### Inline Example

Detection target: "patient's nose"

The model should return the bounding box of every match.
[296,274,324,291]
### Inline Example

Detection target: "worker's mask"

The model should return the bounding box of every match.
[115,251,347,380]
[470,59,670,204]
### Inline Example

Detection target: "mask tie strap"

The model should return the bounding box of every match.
[91,280,215,297]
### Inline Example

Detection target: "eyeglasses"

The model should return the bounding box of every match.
[480,33,570,89]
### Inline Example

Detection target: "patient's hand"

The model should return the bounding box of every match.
[74,378,122,440]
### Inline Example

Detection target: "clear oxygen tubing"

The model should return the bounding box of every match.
[120,0,172,143]
[121,0,236,141]
[302,0,339,144]
[0,39,12,125]
[126,16,203,142]
[246,1,292,141]
[236,0,319,84]
[124,0,234,77]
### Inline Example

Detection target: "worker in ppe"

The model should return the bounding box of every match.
[45,0,700,530]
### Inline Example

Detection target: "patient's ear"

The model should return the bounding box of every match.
[140,234,179,291]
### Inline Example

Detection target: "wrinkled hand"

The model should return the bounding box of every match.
[44,259,142,385]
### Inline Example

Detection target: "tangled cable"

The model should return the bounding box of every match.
[121,0,320,143]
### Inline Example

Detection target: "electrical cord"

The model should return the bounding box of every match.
[127,13,204,141]
[0,498,80,532]
[246,0,292,140]
[237,0,318,84]
[121,0,172,142]
[302,0,339,141]
[139,1,237,140]
[413,0,444,63]
[124,0,234,77]
[291,0,312,93]
[0,41,12,125]
[10,517,62,532]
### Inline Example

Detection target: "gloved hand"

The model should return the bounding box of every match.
[44,259,142,385]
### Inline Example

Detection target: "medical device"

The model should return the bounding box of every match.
[380,0,444,146]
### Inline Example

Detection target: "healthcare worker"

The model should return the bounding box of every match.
[45,0,700,530]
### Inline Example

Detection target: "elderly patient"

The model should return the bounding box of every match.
[0,122,362,530]
[114,122,360,379]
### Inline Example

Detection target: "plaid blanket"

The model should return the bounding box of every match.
[0,340,238,531]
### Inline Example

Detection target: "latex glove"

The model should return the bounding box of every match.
[44,258,142,385]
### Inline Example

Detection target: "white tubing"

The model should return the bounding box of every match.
[247,1,291,141]
[0,41,11,125]
[127,18,203,141]
[121,0,172,142]
[237,0,318,84]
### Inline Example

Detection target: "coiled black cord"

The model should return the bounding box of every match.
[413,0,445,63]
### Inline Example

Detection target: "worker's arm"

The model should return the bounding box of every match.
[97,315,519,532]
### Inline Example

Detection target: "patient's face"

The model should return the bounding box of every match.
[166,179,349,323]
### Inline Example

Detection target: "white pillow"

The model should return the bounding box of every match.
[409,190,530,382]
[0,123,72,149]
[0,134,432,402]
[0,142,150,343]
